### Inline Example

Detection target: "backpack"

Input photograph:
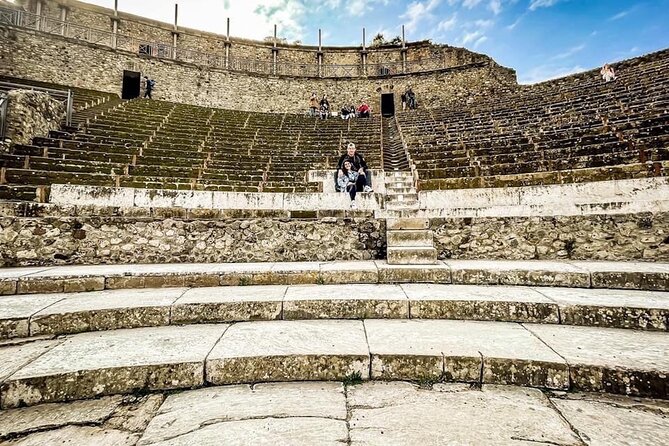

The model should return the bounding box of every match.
[148,80,156,88]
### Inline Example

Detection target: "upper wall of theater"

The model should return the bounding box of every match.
[2,0,519,112]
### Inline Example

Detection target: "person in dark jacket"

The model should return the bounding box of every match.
[144,76,155,99]
[336,142,373,192]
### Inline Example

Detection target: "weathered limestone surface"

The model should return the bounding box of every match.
[0,396,122,438]
[403,284,559,323]
[171,285,285,324]
[444,259,591,287]
[3,90,64,146]
[138,382,346,446]
[537,287,669,330]
[551,397,669,446]
[364,319,568,388]
[0,294,64,338]
[433,213,669,261]
[3,425,139,446]
[570,261,669,291]
[348,382,580,445]
[30,288,186,335]
[376,261,451,283]
[0,325,227,408]
[206,320,370,384]
[283,284,408,319]
[0,216,385,267]
[0,340,59,382]
[526,324,669,397]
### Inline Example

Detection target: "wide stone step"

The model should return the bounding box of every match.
[0,319,666,408]
[1,260,668,296]
[387,247,438,264]
[387,229,434,247]
[1,284,667,340]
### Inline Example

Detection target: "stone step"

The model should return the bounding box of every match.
[387,229,434,247]
[0,319,666,408]
[387,247,438,265]
[1,260,668,295]
[385,201,420,210]
[1,284,667,340]
[385,193,419,202]
[387,218,430,230]
[2,381,666,446]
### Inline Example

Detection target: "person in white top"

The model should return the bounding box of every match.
[601,64,616,82]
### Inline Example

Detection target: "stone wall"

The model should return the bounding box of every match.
[432,213,669,261]
[0,27,517,113]
[3,89,64,145]
[0,213,386,267]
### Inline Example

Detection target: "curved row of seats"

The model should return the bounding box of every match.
[397,49,669,190]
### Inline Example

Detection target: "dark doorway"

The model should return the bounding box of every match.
[381,93,395,117]
[122,70,141,99]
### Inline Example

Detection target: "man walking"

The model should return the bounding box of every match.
[144,76,155,99]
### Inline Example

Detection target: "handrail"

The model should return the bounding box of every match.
[0,82,73,127]
[0,6,460,79]
[0,93,7,140]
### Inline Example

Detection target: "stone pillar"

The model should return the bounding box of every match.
[271,24,278,75]
[172,3,178,59]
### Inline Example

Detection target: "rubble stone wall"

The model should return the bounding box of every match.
[432,213,669,261]
[0,214,386,267]
[3,89,64,146]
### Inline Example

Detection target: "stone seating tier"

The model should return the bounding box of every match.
[0,260,667,408]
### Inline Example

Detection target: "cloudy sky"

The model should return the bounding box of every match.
[74,0,669,83]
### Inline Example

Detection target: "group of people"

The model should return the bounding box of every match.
[336,142,373,208]
[309,92,373,119]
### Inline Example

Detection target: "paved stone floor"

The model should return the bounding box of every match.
[0,382,667,445]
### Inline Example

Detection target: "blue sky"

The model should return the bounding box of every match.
[71,0,669,83]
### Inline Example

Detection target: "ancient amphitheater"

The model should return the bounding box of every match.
[0,0,667,444]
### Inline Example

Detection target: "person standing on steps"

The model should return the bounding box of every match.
[144,76,155,99]
[337,142,373,193]
[309,92,318,116]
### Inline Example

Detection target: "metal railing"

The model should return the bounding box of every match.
[0,93,8,140]
[0,82,73,127]
[0,6,462,78]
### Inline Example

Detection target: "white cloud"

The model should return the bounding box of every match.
[529,0,562,11]
[506,14,524,30]
[550,43,585,60]
[609,10,630,21]
[474,35,487,48]
[400,0,442,33]
[461,30,483,44]
[489,0,502,14]
[520,64,585,84]
[462,0,484,8]
[437,14,458,31]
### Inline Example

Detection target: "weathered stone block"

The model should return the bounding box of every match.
[377,262,451,284]
[482,358,569,389]
[370,354,444,381]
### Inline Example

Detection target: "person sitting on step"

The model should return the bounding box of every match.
[337,160,364,208]
[337,142,373,193]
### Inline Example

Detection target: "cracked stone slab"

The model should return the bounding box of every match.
[106,394,165,433]
[0,396,122,438]
[139,417,348,446]
[552,397,669,445]
[206,320,369,384]
[29,288,187,336]
[245,262,320,285]
[0,325,228,408]
[536,287,669,330]
[404,284,559,323]
[376,261,451,284]
[171,286,285,324]
[138,382,346,446]
[570,261,669,291]
[283,284,408,319]
[0,295,65,338]
[318,261,379,284]
[0,341,59,383]
[348,382,581,445]
[3,425,139,446]
[444,260,591,287]
[526,324,669,398]
[365,319,568,388]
